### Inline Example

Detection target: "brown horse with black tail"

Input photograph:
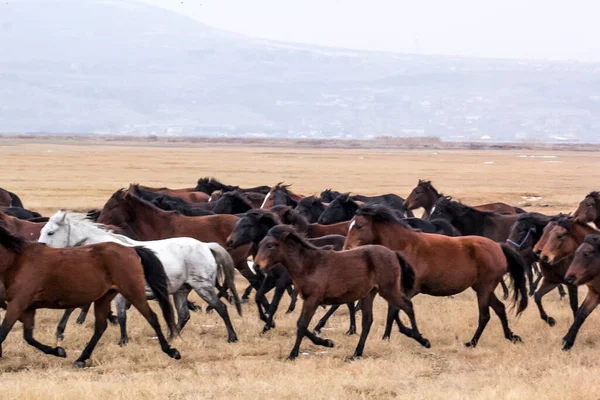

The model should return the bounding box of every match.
[344,204,527,348]
[0,225,180,367]
[573,191,600,229]
[254,225,429,360]
[405,180,525,219]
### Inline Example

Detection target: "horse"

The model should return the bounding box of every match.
[226,209,350,334]
[138,184,210,204]
[96,188,266,310]
[0,212,46,240]
[261,183,305,209]
[573,191,600,229]
[210,190,266,209]
[0,188,23,208]
[0,225,180,368]
[344,204,527,347]
[295,196,326,223]
[131,185,214,216]
[254,225,430,360]
[39,211,241,344]
[318,193,410,225]
[195,177,271,195]
[1,207,42,220]
[405,180,525,219]
[562,234,600,350]
[149,187,253,215]
[276,206,350,237]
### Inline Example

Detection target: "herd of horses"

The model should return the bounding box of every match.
[1,179,600,366]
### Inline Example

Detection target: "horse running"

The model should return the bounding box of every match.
[39,211,241,344]
[0,225,180,367]
[573,191,600,229]
[254,225,429,360]
[344,204,528,347]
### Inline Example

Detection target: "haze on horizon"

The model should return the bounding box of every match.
[141,0,600,62]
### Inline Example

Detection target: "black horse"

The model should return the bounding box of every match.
[1,207,42,220]
[0,188,24,208]
[295,196,326,223]
[226,209,353,334]
[318,193,411,225]
[195,177,270,195]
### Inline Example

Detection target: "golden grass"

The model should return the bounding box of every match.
[1,142,600,399]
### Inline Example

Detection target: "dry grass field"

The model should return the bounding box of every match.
[1,141,600,399]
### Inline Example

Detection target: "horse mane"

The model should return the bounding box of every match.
[336,192,352,202]
[418,180,443,197]
[516,212,552,225]
[267,225,319,250]
[584,234,600,249]
[435,197,483,217]
[586,191,600,200]
[0,224,25,253]
[557,216,598,234]
[220,190,254,209]
[125,189,178,214]
[109,188,126,201]
[56,211,140,245]
[244,209,281,227]
[356,203,414,230]
[297,196,322,207]
[280,207,309,232]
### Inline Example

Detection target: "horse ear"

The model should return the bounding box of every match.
[56,210,67,224]
[280,230,291,241]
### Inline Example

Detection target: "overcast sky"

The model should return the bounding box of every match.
[140,0,599,62]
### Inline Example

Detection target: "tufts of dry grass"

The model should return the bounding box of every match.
[1,142,600,399]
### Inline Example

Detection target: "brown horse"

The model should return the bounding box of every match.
[210,190,266,209]
[0,188,23,208]
[0,212,46,240]
[139,185,210,204]
[405,180,525,219]
[344,204,527,347]
[254,225,430,360]
[573,191,600,229]
[0,225,180,367]
[261,183,305,209]
[562,234,600,350]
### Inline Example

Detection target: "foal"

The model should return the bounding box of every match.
[254,225,429,360]
[0,226,179,367]
[344,204,527,347]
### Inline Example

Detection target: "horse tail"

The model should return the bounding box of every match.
[500,243,528,315]
[134,246,177,338]
[208,243,242,316]
[8,191,23,208]
[429,218,458,236]
[396,252,415,295]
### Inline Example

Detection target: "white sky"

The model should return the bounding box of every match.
[141,0,600,61]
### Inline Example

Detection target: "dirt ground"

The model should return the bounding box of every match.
[1,142,599,399]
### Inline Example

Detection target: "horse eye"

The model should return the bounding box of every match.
[47,231,54,236]
[266,243,274,249]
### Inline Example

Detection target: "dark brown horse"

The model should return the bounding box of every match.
[0,226,179,367]
[275,206,350,237]
[344,204,527,347]
[0,212,46,240]
[0,188,23,208]
[405,180,525,219]
[562,234,600,350]
[210,190,266,209]
[261,183,305,209]
[254,225,430,360]
[573,191,600,229]
[195,177,271,196]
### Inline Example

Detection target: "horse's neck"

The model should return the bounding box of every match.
[574,224,599,243]
[0,247,17,275]
[381,223,417,251]
[281,246,320,283]
[455,208,486,235]
[423,191,441,215]
[77,224,140,246]
[131,206,173,238]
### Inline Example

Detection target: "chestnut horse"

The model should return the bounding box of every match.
[562,235,600,350]
[405,180,525,219]
[0,212,46,240]
[254,225,430,360]
[573,191,600,229]
[344,204,527,347]
[0,225,179,367]
[261,183,305,209]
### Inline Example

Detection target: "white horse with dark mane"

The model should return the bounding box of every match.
[39,211,241,344]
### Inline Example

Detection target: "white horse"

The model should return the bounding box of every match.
[39,211,242,344]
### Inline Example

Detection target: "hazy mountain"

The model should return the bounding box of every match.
[2,0,600,142]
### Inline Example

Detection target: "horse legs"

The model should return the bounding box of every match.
[0,299,26,358]
[557,284,566,300]
[56,308,76,341]
[499,278,509,300]
[567,284,579,318]
[346,302,357,335]
[115,294,130,346]
[350,290,376,360]
[255,275,275,324]
[241,284,253,304]
[74,293,116,368]
[534,279,559,326]
[526,263,536,297]
[191,281,238,343]
[76,304,90,325]
[313,305,339,334]
[465,287,492,347]
[173,289,191,332]
[286,286,298,314]
[562,289,600,351]
[288,300,319,360]
[21,309,66,357]
[489,293,522,343]
[262,277,290,334]
[381,291,429,348]
[382,306,413,341]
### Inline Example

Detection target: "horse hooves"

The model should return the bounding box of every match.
[285,308,295,314]
[118,338,128,347]
[345,328,356,336]
[55,347,67,358]
[73,360,87,369]
[56,334,64,342]
[108,316,119,325]
[546,317,556,327]
[241,298,249,304]
[382,334,391,341]
[75,317,85,325]
[420,339,431,348]
[346,355,361,363]
[227,336,239,343]
[169,348,181,360]
[313,328,322,335]
[510,335,522,344]
[286,355,297,362]
[562,341,573,351]
[464,341,477,348]
[323,339,335,348]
